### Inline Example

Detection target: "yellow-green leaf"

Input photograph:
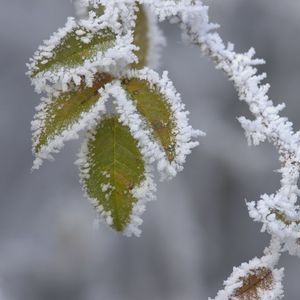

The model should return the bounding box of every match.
[32,27,116,77]
[131,4,149,69]
[121,78,176,161]
[34,73,113,154]
[81,117,146,232]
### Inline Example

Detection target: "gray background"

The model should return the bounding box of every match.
[1,0,300,299]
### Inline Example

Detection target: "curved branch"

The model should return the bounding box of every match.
[171,0,300,257]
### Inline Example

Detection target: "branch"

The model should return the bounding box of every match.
[172,0,300,257]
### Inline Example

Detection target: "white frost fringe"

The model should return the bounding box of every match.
[123,165,156,237]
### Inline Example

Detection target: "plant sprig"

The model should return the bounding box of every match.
[28,0,300,298]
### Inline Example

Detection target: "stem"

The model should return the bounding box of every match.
[175,1,300,254]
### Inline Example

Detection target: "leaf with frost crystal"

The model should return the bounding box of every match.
[233,267,274,300]
[31,25,116,77]
[121,78,176,162]
[131,3,149,69]
[212,253,284,300]
[80,117,146,232]
[33,73,113,155]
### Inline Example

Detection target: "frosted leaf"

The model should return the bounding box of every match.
[28,18,116,78]
[77,117,156,236]
[232,267,278,300]
[31,73,112,169]
[121,76,177,162]
[121,68,204,180]
[211,249,284,300]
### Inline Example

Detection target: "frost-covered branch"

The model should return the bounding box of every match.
[162,0,300,298]
[171,0,300,256]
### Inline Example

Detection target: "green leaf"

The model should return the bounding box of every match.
[81,117,146,232]
[34,73,113,154]
[131,4,149,69]
[32,27,116,77]
[121,78,176,162]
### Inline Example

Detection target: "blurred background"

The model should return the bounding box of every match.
[1,0,300,299]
